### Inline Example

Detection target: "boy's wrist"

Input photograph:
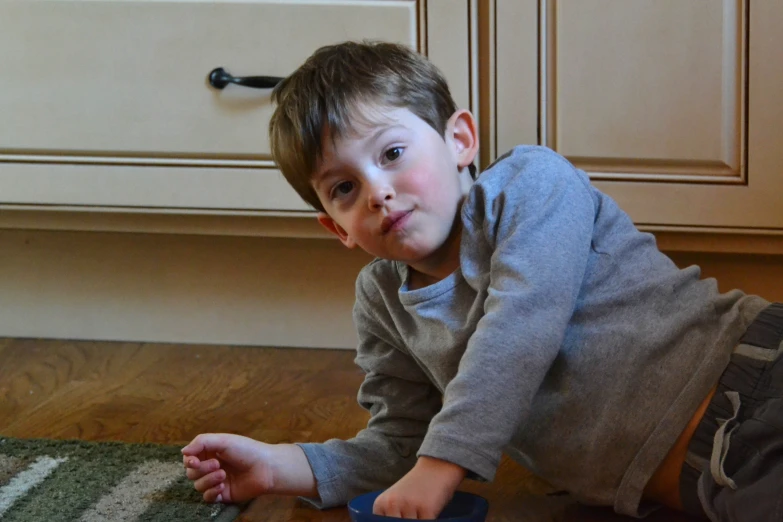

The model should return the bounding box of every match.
[268,443,319,498]
[414,455,466,490]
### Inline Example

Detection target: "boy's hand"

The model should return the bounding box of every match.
[373,456,466,519]
[182,433,317,503]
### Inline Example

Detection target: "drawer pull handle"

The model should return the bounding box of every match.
[208,67,284,90]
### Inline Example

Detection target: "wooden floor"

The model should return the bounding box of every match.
[0,338,699,522]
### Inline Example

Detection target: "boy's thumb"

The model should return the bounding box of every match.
[181,433,226,455]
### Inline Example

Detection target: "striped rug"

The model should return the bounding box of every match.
[0,436,242,522]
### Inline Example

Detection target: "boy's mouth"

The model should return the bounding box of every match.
[381,210,412,234]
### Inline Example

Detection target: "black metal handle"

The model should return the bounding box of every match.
[208,67,284,90]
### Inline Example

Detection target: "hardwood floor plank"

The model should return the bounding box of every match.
[0,338,697,521]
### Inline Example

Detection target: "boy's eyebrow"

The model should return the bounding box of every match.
[367,123,405,143]
[312,169,336,191]
[313,124,406,188]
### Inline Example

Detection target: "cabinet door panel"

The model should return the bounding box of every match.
[494,0,783,230]
[549,0,743,178]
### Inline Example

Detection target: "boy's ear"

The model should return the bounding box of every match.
[317,212,357,249]
[447,109,479,169]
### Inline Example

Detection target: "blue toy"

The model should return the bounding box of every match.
[347,490,489,522]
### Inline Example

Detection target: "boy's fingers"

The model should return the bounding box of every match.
[186,466,207,481]
[181,433,227,456]
[204,483,226,503]
[185,458,221,480]
[194,469,226,493]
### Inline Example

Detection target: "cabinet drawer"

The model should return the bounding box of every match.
[1,0,476,214]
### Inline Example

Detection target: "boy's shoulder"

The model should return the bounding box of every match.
[473,145,582,194]
[465,145,593,220]
[354,258,402,304]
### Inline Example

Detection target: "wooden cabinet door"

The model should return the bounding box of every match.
[0,0,477,216]
[489,0,783,232]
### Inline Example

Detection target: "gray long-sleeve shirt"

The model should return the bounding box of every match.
[298,146,768,516]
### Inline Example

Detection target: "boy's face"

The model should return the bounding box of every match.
[313,106,478,275]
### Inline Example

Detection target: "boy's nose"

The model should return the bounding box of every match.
[368,181,395,209]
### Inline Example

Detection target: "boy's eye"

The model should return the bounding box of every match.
[331,181,354,199]
[383,147,403,163]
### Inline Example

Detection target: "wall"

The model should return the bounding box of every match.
[0,229,370,349]
[0,228,779,349]
[667,251,783,302]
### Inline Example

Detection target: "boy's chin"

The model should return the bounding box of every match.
[357,237,448,265]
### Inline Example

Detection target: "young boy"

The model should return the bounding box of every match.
[183,41,782,521]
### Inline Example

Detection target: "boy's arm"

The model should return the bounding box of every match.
[418,150,596,481]
[297,282,444,509]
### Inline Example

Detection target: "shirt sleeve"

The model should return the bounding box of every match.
[417,149,596,481]
[297,273,443,508]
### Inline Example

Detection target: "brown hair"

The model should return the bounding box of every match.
[269,40,465,212]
